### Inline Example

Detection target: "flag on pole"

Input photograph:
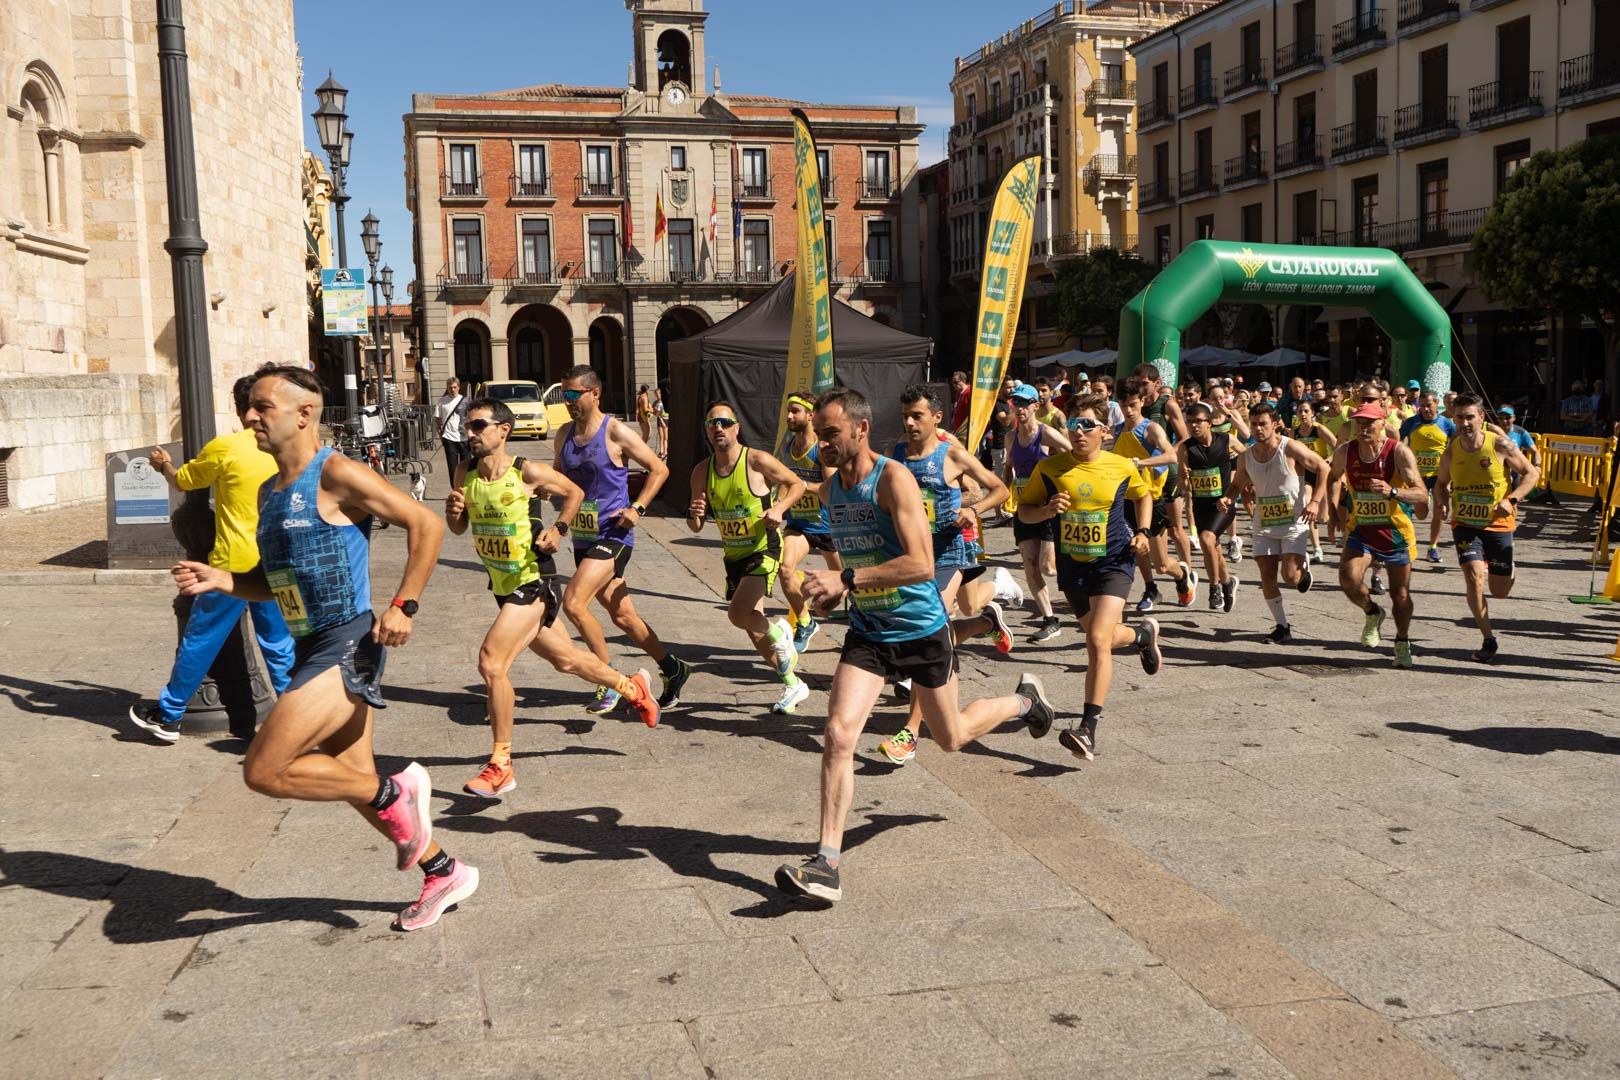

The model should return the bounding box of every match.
[622,198,633,255]
[708,187,718,243]
[654,192,666,244]
[963,155,1042,452]
[772,109,837,452]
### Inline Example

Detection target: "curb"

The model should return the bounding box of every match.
[0,569,172,586]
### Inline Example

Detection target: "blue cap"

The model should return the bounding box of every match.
[1010,384,1039,404]
[1498,405,1515,416]
[1406,379,1422,390]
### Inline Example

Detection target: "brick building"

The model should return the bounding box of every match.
[403,0,924,414]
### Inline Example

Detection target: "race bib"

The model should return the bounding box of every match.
[1059,509,1108,561]
[790,488,820,519]
[1258,495,1297,527]
[471,522,521,570]
[843,552,900,611]
[573,500,599,536]
[1454,491,1495,527]
[713,507,756,552]
[1189,466,1224,498]
[1415,450,1441,475]
[1351,491,1393,525]
[265,567,312,638]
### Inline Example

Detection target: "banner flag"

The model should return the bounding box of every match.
[772,109,837,451]
[962,155,1041,450]
[654,191,667,243]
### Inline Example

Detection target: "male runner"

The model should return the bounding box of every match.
[1179,403,1240,613]
[1401,390,1456,564]
[1033,377,1065,429]
[1435,393,1539,662]
[1206,383,1253,565]
[171,363,474,932]
[687,401,809,714]
[447,397,659,798]
[553,365,692,712]
[1003,383,1071,641]
[1292,397,1338,559]
[1018,394,1162,761]
[1226,402,1329,642]
[874,385,1014,765]
[129,375,294,743]
[774,388,1054,902]
[1112,376,1194,611]
[1329,401,1429,667]
[1135,363,1196,579]
[777,393,841,653]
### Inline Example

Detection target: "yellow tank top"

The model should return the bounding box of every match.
[1449,437,1513,532]
[1112,423,1167,499]
[464,461,542,595]
[706,448,773,560]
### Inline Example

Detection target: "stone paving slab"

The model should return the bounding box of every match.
[1400,992,1620,1079]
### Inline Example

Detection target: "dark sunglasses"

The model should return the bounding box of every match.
[1067,417,1105,433]
[562,387,595,403]
[465,418,504,434]
[705,416,739,429]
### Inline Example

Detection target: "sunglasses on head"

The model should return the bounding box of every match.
[562,387,595,402]
[705,416,738,429]
[465,418,504,434]
[1067,416,1104,433]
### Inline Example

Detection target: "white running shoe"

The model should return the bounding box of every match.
[771,679,810,714]
[992,566,1026,608]
[769,618,796,677]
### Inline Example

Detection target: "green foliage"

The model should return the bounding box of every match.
[1053,247,1158,347]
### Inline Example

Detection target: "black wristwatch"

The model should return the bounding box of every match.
[391,597,419,618]
[1507,496,1519,506]
[841,567,857,591]
[554,521,570,536]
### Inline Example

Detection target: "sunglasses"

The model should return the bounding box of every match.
[465,418,504,434]
[705,416,739,430]
[562,387,595,403]
[1067,417,1105,433]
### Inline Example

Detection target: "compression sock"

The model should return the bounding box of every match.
[491,741,513,765]
[1266,595,1287,627]
[818,844,841,869]
[657,653,682,677]
[1083,702,1103,723]
[369,777,400,811]
[767,620,788,643]
[419,850,454,878]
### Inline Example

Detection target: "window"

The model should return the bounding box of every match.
[1295,92,1317,145]
[1494,139,1531,197]
[1241,22,1262,72]
[742,219,772,278]
[585,146,616,195]
[1353,70,1379,138]
[671,145,687,170]
[865,150,892,197]
[448,143,480,195]
[451,218,484,280]
[1497,18,1531,102]
[668,219,696,279]
[1241,202,1264,242]
[520,218,551,281]
[817,148,833,197]
[1294,0,1317,49]
[966,91,977,118]
[587,218,618,279]
[1193,43,1213,93]
[823,216,836,275]
[990,82,1001,110]
[1035,58,1047,84]
[866,219,894,280]
[1011,72,1023,98]
[1153,142,1170,184]
[1294,189,1318,241]
[1194,127,1213,180]
[741,147,768,197]
[1420,46,1448,124]
[517,145,548,195]
[1195,214,1215,240]
[1242,111,1263,172]
[1419,159,1448,238]
[1155,224,1172,267]
[1352,175,1378,243]
[1152,62,1170,106]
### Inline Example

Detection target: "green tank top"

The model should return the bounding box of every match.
[465,459,544,596]
[706,448,773,561]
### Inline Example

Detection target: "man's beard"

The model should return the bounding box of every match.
[470,443,495,459]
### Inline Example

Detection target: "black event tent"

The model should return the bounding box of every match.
[663,272,933,507]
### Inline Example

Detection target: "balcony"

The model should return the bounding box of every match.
[1275,135,1324,175]
[1045,232,1140,258]
[508,172,554,202]
[1082,154,1137,194]
[859,259,897,284]
[1179,166,1219,199]
[437,263,491,293]
[1140,177,1175,207]
[440,171,484,202]
[580,265,621,285]
[576,174,624,201]
[735,175,773,202]
[1558,53,1620,108]
[1468,74,1544,129]
[502,263,558,292]
[1084,79,1136,111]
[820,177,838,205]
[1275,36,1325,81]
[1331,116,1389,162]
[1397,0,1459,36]
[1332,10,1387,59]
[1140,97,1175,132]
[1223,149,1268,190]
[1393,97,1458,147]
[974,99,1017,131]
[1224,60,1269,100]
[859,178,898,202]
[1321,206,1487,253]
[1178,80,1219,115]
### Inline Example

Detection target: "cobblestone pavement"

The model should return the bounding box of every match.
[1,482,1618,1079]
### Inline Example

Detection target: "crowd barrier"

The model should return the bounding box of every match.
[1531,433,1615,499]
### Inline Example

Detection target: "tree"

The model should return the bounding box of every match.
[1473,135,1620,395]
[1053,247,1158,347]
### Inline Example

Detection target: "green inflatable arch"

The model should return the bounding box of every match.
[1115,240,1452,393]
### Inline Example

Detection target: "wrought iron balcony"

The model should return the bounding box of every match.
[509,172,553,200]
[820,176,837,203]
[1332,9,1386,56]
[1275,135,1324,173]
[1084,79,1136,109]
[581,265,620,284]
[735,175,773,200]
[1468,73,1543,128]
[1275,36,1324,78]
[1179,80,1219,112]
[1224,60,1268,98]
[437,263,491,290]
[860,178,898,201]
[1082,154,1137,192]
[441,171,483,199]
[1558,53,1620,104]
[1223,149,1268,188]
[503,263,556,289]
[1331,116,1389,161]
[1141,97,1174,129]
[862,259,896,283]
[576,174,623,200]
[1140,177,1175,206]
[1397,0,1459,33]
[1321,206,1487,252]
[1393,97,1458,145]
[1179,167,1219,198]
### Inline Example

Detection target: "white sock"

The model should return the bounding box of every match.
[1266,594,1287,626]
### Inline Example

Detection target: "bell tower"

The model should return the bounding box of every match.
[626,0,709,100]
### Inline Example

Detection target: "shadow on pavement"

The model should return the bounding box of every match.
[1387,720,1620,756]
[0,849,397,941]
[0,673,150,738]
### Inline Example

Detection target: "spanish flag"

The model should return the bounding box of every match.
[654,191,667,244]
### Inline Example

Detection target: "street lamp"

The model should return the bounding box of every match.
[361,210,383,405]
[312,72,360,426]
[380,264,395,402]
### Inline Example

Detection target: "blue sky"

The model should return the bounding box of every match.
[294,0,1030,289]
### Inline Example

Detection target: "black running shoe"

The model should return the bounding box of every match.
[1472,636,1499,664]
[775,854,842,901]
[1059,716,1097,761]
[656,657,693,710]
[1369,575,1386,597]
[1267,623,1294,644]
[1222,578,1237,614]
[128,703,181,744]
[1135,586,1159,614]
[1136,618,1162,675]
[1017,673,1054,739]
[1297,566,1314,594]
[1029,617,1062,643]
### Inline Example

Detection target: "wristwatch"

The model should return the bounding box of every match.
[840,567,857,591]
[630,501,647,515]
[391,597,419,617]
[554,521,570,536]
[1507,496,1519,506]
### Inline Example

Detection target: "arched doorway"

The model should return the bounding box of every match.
[589,316,626,415]
[506,304,573,384]
[453,321,491,385]
[654,306,711,387]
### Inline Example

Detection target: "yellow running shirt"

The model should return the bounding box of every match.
[1449,437,1515,532]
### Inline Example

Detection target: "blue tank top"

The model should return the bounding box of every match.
[892,439,969,568]
[256,447,371,638]
[558,418,632,548]
[779,435,830,536]
[826,457,947,642]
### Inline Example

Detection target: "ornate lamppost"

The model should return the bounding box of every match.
[312,74,361,427]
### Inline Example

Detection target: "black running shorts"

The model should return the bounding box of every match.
[286,610,387,708]
[840,624,957,690]
[1192,499,1235,537]
[574,539,633,579]
[495,576,563,629]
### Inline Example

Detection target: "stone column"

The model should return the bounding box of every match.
[40,130,63,228]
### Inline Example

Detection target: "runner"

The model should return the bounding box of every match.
[686,401,810,714]
[1226,402,1330,642]
[1401,391,1458,565]
[1033,377,1065,429]
[776,393,842,654]
[1207,384,1252,565]
[1329,400,1429,667]
[774,388,1054,903]
[1112,376,1195,611]
[1434,393,1539,662]
[874,385,1014,765]
[446,397,659,798]
[128,375,294,744]
[1135,363,1196,581]
[1003,383,1072,642]
[1017,394,1162,761]
[1291,397,1338,560]
[169,363,474,932]
[1179,402,1240,613]
[553,365,692,712]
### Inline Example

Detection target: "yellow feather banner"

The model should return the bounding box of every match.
[773,109,836,452]
[961,155,1042,453]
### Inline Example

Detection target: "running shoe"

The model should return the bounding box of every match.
[1472,636,1499,664]
[586,685,621,715]
[393,860,480,932]
[792,618,820,654]
[1222,578,1237,614]
[1135,585,1159,614]
[1311,547,1325,564]
[1230,536,1244,565]
[1298,566,1314,594]
[877,727,917,764]
[992,566,1026,608]
[769,619,797,677]
[893,678,912,702]
[1176,564,1197,607]
[1369,575,1386,597]
[776,854,842,901]
[1425,546,1442,564]
[376,762,433,871]
[1017,673,1054,739]
[1136,617,1162,676]
[1059,716,1097,761]
[1208,585,1224,612]
[463,759,516,799]
[657,657,693,710]
[772,679,810,715]
[628,669,659,728]
[1360,603,1386,649]
[980,600,1013,654]
[1029,617,1062,643]
[1393,638,1414,669]
[1266,623,1294,644]
[127,703,181,745]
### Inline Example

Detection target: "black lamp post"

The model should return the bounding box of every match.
[380,263,395,399]
[361,210,382,404]
[313,73,360,427]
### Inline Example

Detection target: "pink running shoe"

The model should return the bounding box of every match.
[393,861,479,932]
[375,762,433,870]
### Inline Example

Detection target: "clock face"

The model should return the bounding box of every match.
[665,84,686,105]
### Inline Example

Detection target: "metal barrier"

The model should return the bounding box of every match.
[1531,433,1615,498]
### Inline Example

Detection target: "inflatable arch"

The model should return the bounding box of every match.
[1114,240,1452,393]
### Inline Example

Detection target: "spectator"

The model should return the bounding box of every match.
[1561,380,1593,435]
[950,370,971,433]
[1590,379,1611,437]
[436,376,469,478]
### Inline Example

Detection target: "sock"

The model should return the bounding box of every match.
[491,741,512,765]
[419,850,454,878]
[1082,702,1103,725]
[658,653,681,677]
[614,674,639,699]
[781,670,801,688]
[369,777,399,811]
[1015,694,1033,717]
[1266,595,1287,626]
[767,620,788,643]
[818,844,840,869]
[797,609,812,629]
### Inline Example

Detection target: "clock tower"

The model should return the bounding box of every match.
[626,0,709,105]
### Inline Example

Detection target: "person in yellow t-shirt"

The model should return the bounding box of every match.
[126,375,294,744]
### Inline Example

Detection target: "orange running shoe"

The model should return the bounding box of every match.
[628,669,660,728]
[463,759,516,798]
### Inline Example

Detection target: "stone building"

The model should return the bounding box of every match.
[0,1,307,511]
[403,0,925,414]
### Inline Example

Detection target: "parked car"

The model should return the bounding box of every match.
[541,382,574,433]
[473,380,548,439]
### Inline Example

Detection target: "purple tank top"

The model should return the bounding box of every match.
[558,418,633,547]
[1009,425,1049,479]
